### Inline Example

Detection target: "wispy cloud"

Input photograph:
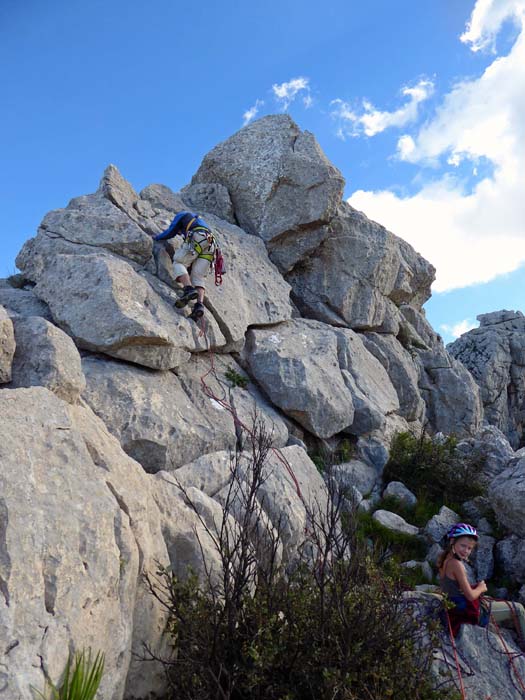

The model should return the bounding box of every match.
[272,77,310,110]
[331,79,434,138]
[460,0,525,52]
[348,0,525,292]
[242,99,264,125]
[441,318,478,339]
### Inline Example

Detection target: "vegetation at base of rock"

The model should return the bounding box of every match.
[145,423,453,700]
[309,437,355,475]
[32,649,105,700]
[384,432,485,504]
[224,366,249,389]
[355,509,427,566]
[378,494,442,528]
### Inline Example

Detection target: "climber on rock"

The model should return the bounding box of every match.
[154,210,217,322]
[438,522,525,649]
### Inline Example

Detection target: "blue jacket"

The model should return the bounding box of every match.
[154,211,210,242]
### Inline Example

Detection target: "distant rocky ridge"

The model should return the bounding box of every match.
[1,114,524,699]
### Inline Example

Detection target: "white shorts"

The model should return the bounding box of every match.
[172,240,212,289]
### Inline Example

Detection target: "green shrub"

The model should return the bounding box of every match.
[145,422,455,700]
[383,432,485,505]
[33,649,104,700]
[225,367,249,389]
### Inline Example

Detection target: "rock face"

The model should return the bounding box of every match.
[3,114,525,700]
[0,306,15,383]
[9,315,85,403]
[449,310,525,448]
[191,114,345,269]
[0,388,170,700]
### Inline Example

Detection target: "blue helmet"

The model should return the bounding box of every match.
[446,523,478,541]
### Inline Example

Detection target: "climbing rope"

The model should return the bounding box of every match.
[196,316,305,505]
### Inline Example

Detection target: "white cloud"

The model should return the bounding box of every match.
[348,0,525,292]
[331,79,434,138]
[242,99,264,126]
[460,0,525,52]
[272,77,310,109]
[441,319,478,339]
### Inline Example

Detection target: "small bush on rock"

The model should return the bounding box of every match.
[145,423,453,700]
[383,432,485,505]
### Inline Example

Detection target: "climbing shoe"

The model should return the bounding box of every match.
[189,301,205,321]
[175,285,198,308]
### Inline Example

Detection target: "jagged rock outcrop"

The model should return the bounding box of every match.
[191,113,345,271]
[449,310,525,448]
[9,315,85,403]
[3,114,525,699]
[0,305,15,383]
[489,453,525,537]
[244,318,400,439]
[0,388,170,700]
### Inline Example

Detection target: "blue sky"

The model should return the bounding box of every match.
[1,0,524,342]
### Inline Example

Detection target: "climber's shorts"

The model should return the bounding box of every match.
[172,243,212,289]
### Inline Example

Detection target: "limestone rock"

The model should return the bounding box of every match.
[180,182,235,223]
[0,388,170,700]
[372,509,419,536]
[363,332,425,422]
[489,454,525,537]
[472,535,495,581]
[494,536,525,583]
[150,473,224,582]
[10,316,85,403]
[0,284,52,320]
[244,319,400,440]
[383,481,417,508]
[36,192,153,263]
[30,253,223,369]
[244,319,355,438]
[82,353,288,474]
[448,310,525,448]
[416,347,483,438]
[82,355,220,472]
[0,306,15,384]
[424,506,460,543]
[455,424,515,482]
[172,451,234,497]
[286,202,435,330]
[191,115,345,265]
[175,353,289,448]
[330,460,378,496]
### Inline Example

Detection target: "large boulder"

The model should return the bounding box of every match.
[191,114,345,271]
[286,202,435,331]
[28,191,153,265]
[0,306,15,384]
[244,319,355,438]
[416,347,483,438]
[9,316,85,403]
[27,253,224,369]
[363,332,425,422]
[0,388,170,700]
[448,310,525,448]
[81,353,288,474]
[244,319,400,439]
[0,283,52,320]
[489,454,525,537]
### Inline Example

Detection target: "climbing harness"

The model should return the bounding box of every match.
[184,216,225,286]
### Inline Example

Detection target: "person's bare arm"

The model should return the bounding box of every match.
[449,559,487,601]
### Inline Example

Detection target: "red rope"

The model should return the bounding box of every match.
[445,609,468,700]
[488,606,525,695]
[197,318,304,505]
